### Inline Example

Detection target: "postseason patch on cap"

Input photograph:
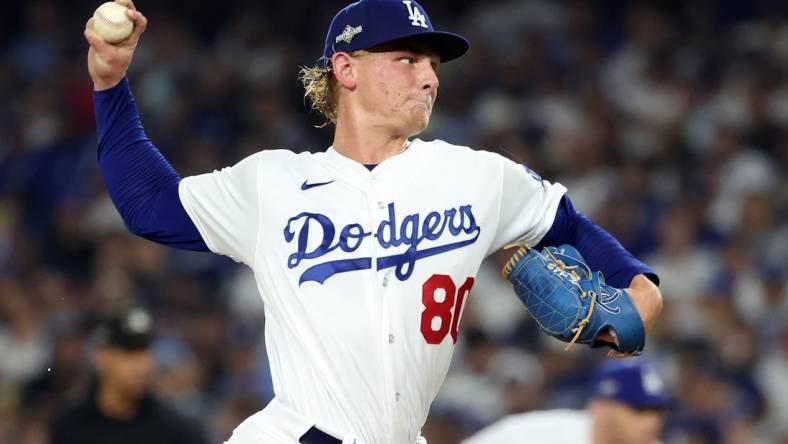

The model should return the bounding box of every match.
[597,379,620,397]
[336,25,363,44]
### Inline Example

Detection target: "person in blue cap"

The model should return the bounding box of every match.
[463,359,670,444]
[83,0,662,442]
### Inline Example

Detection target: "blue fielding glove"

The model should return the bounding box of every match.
[502,244,645,355]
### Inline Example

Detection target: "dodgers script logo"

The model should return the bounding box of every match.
[284,203,481,285]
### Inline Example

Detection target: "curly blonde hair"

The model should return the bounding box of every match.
[299,64,339,126]
[300,52,369,126]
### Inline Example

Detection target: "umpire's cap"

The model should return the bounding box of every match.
[93,307,154,350]
[321,0,469,67]
[589,359,670,409]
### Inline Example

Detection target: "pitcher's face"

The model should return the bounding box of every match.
[354,45,440,136]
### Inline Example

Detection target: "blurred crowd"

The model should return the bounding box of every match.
[1,0,787,443]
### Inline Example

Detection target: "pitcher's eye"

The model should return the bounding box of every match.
[399,57,416,65]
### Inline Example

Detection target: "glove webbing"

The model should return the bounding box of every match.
[502,243,597,351]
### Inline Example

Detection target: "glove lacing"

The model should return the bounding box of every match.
[502,242,597,351]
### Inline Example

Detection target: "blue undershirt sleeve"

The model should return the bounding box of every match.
[535,195,659,288]
[93,77,208,251]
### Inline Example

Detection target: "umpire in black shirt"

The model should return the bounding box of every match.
[50,306,207,444]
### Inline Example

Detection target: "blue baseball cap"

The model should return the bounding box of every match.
[589,359,670,409]
[321,0,469,68]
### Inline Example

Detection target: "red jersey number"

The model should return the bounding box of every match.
[420,274,475,344]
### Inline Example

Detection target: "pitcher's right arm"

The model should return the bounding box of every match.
[84,0,207,251]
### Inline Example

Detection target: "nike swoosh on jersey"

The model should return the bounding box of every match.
[301,180,335,190]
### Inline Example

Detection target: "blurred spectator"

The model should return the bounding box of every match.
[0,278,49,387]
[462,359,669,444]
[49,306,207,444]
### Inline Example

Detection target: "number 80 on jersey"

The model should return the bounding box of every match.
[420,274,475,344]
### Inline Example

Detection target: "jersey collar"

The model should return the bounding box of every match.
[323,139,419,190]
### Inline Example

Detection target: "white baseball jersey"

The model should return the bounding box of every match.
[462,410,591,444]
[178,138,566,443]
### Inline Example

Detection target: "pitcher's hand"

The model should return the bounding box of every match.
[84,0,148,91]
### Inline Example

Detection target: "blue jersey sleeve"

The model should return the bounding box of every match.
[536,195,658,288]
[94,78,208,251]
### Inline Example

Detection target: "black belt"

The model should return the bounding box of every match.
[299,426,342,444]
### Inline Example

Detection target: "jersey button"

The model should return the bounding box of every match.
[382,277,389,287]
[395,392,401,402]
[388,334,395,344]
[377,201,385,209]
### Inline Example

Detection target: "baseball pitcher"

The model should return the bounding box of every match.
[83,0,663,443]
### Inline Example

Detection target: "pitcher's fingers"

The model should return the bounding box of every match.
[116,0,136,11]
[114,0,128,6]
[126,10,148,41]
[84,26,112,53]
[606,349,633,359]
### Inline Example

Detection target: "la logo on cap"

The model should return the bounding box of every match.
[403,1,428,28]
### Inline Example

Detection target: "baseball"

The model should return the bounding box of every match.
[92,2,133,43]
